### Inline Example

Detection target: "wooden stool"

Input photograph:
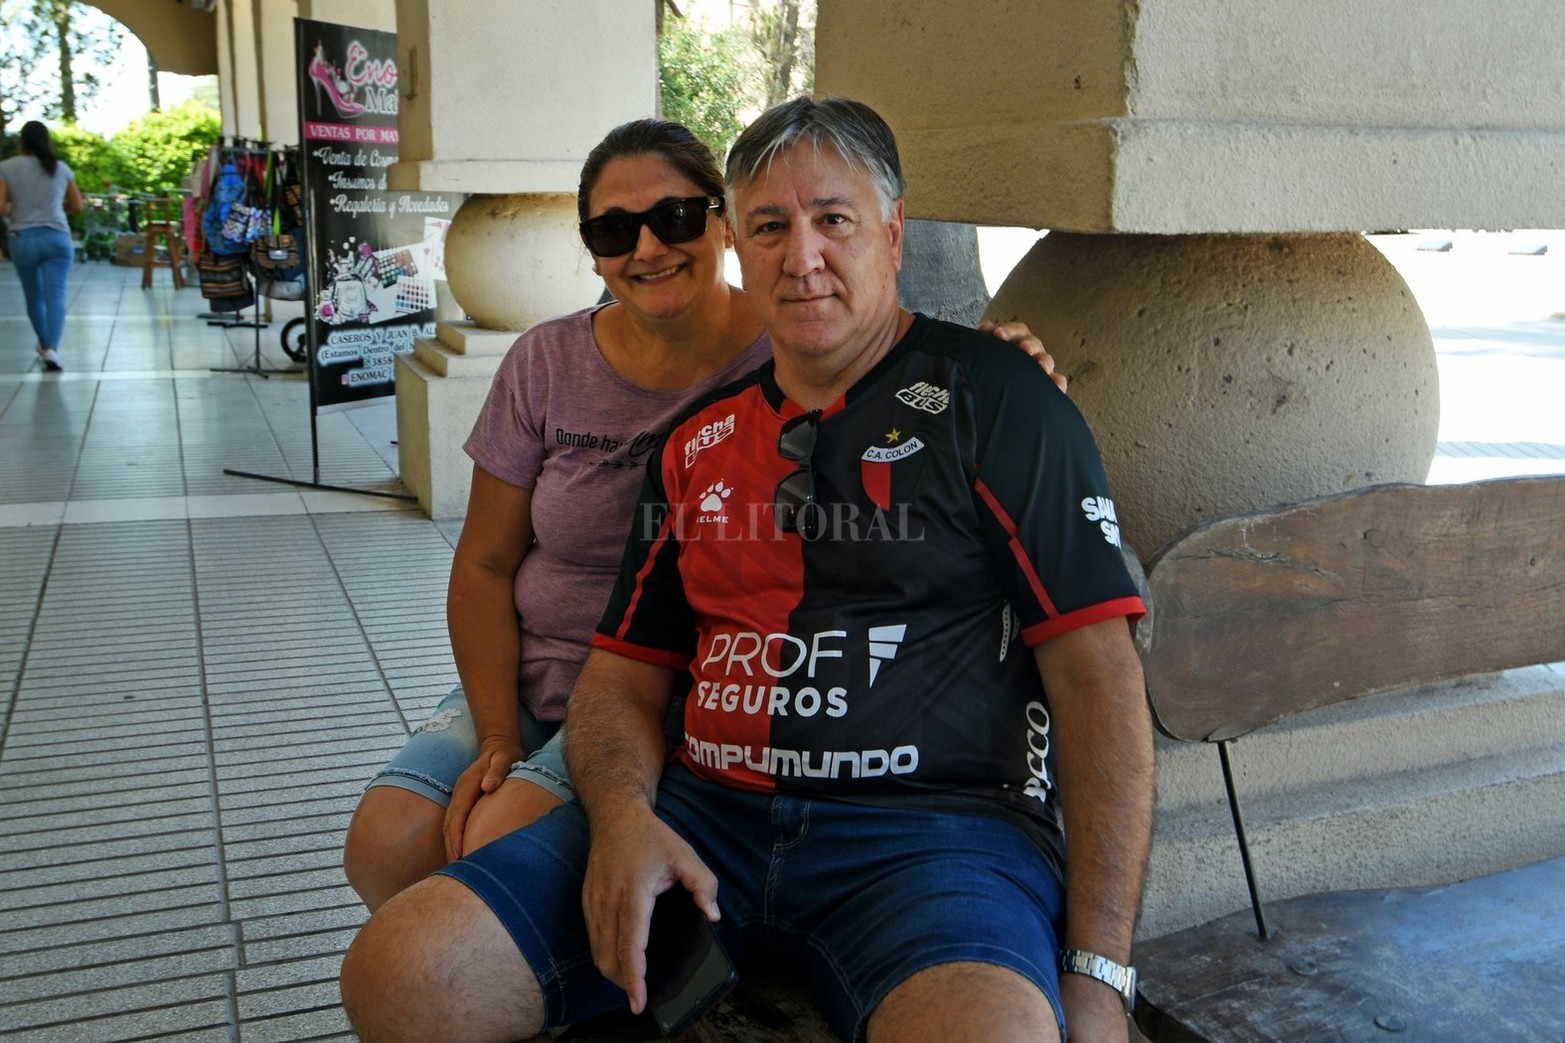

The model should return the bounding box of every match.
[141,197,185,290]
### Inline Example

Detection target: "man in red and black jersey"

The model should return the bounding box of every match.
[573,98,1152,1043]
[343,98,1152,1043]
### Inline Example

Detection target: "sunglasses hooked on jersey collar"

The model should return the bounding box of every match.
[579,196,724,258]
[774,409,824,540]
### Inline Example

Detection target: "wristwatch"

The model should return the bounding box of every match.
[1060,949,1137,1013]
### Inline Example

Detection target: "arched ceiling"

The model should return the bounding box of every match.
[84,0,217,76]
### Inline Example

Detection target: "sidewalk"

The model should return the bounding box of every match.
[2,263,449,1042]
[2,236,1563,1042]
[1372,230,1565,483]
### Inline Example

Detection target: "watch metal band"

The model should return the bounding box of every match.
[1059,948,1137,1013]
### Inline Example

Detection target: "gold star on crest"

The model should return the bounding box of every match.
[885,427,901,443]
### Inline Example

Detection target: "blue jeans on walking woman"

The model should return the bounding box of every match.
[11,226,74,351]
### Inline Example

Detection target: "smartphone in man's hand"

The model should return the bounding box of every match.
[644,888,738,1037]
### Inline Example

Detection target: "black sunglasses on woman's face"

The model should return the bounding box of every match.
[579,196,723,258]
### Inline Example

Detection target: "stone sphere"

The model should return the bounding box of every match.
[986,232,1439,556]
[442,193,602,330]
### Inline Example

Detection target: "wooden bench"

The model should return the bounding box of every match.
[1131,475,1565,1042]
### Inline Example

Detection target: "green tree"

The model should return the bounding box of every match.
[748,0,815,109]
[112,99,220,194]
[51,121,118,192]
[658,16,750,160]
[0,0,122,137]
[30,0,122,123]
[187,78,221,112]
[0,0,49,143]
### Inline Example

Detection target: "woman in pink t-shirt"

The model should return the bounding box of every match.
[342,119,1060,911]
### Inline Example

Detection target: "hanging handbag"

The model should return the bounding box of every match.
[197,247,252,299]
[256,222,307,302]
[278,152,306,229]
[220,155,270,245]
[253,157,306,301]
[219,204,250,245]
[252,209,301,275]
[257,272,306,302]
[245,202,271,243]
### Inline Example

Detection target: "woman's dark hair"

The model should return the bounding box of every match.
[20,121,59,177]
[577,119,724,222]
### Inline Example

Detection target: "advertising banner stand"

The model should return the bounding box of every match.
[224,17,461,503]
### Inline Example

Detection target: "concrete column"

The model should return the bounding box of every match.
[817,0,1565,940]
[817,0,1565,553]
[251,0,300,146]
[388,0,656,518]
[214,1,236,135]
[222,0,262,139]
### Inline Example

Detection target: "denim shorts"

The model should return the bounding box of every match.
[366,687,574,805]
[439,763,1065,1042]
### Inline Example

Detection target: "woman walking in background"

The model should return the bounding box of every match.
[0,120,84,371]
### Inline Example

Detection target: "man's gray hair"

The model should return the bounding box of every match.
[725,96,906,219]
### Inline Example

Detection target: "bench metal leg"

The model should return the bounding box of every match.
[1218,740,1272,940]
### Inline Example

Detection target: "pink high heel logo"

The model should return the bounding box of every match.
[309,41,399,119]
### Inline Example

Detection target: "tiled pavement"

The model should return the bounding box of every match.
[3,237,1564,1042]
[2,262,455,1042]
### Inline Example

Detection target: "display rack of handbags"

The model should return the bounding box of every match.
[197,142,264,313]
[197,144,309,312]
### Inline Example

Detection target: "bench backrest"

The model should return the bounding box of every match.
[1140,475,1565,743]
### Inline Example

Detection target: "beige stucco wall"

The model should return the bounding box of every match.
[223,0,262,139]
[88,0,218,76]
[201,0,394,146]
[388,0,657,193]
[1129,2,1565,129]
[819,0,1565,233]
[816,0,1130,229]
[298,0,396,33]
[252,0,300,145]
[215,1,236,135]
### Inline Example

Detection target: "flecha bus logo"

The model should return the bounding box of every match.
[895,381,949,414]
[684,414,736,467]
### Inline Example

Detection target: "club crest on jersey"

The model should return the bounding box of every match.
[895,381,949,414]
[684,414,736,467]
[861,436,925,511]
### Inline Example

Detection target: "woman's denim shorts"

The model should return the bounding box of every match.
[365,686,574,805]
